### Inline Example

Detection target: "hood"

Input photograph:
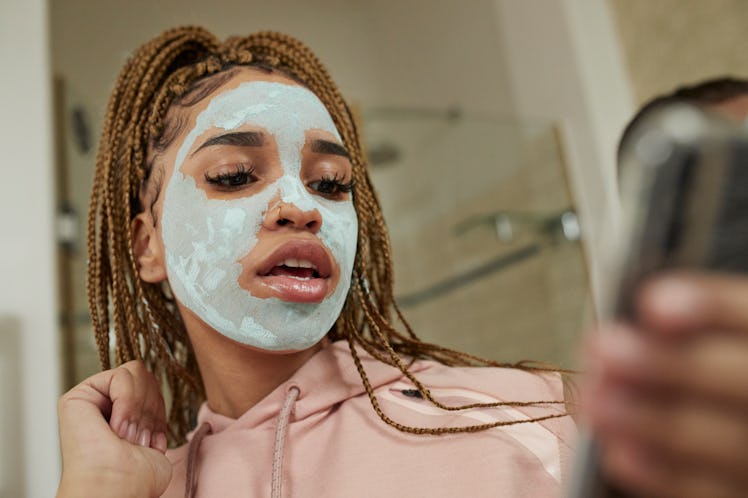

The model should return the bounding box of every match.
[189,340,430,436]
[175,341,574,498]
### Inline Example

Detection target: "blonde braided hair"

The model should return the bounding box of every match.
[88,26,568,444]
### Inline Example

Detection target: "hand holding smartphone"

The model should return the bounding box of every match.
[568,103,748,498]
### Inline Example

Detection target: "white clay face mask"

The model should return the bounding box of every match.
[161,81,358,351]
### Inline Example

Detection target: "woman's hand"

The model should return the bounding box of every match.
[582,272,748,498]
[57,360,172,498]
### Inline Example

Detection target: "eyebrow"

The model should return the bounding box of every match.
[311,139,350,158]
[191,131,265,156]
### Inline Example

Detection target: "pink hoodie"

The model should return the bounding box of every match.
[162,342,576,497]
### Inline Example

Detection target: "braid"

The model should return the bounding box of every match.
[89,26,221,442]
[88,26,569,446]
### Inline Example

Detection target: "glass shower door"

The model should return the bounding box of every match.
[363,108,591,368]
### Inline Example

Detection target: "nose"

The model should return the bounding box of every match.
[264,201,322,233]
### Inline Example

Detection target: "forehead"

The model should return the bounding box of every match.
[192,67,303,105]
[193,79,339,135]
[183,67,336,132]
[172,68,341,167]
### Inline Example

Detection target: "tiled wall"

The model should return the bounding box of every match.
[375,121,590,369]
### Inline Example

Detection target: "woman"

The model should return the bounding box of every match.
[57,27,573,498]
[59,26,748,498]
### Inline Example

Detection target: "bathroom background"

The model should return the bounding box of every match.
[50,0,602,388]
[3,0,748,496]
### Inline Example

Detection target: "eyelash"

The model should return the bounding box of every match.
[309,174,355,197]
[203,166,353,197]
[204,164,256,190]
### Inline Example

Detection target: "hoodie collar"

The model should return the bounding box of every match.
[191,341,428,436]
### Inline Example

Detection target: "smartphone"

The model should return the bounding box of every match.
[567,103,748,498]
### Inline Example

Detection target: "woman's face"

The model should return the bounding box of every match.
[136,68,358,351]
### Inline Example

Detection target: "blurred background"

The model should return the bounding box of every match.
[3,0,748,496]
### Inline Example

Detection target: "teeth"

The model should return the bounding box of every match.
[281,258,317,270]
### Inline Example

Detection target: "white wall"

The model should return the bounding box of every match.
[0,0,61,496]
[494,0,635,314]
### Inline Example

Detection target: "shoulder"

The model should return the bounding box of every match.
[411,360,576,447]
[376,359,574,436]
[371,360,577,484]
[407,359,567,404]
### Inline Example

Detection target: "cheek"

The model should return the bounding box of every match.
[317,199,359,266]
[162,174,276,279]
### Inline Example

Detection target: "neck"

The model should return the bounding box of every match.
[182,307,324,419]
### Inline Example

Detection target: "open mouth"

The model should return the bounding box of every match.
[256,241,335,303]
[266,258,322,280]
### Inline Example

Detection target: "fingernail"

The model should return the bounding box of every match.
[117,419,128,438]
[154,432,168,453]
[138,428,151,447]
[126,421,137,443]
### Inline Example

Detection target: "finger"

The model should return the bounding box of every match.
[133,365,168,450]
[637,272,748,337]
[590,386,748,478]
[133,408,158,448]
[110,361,157,442]
[57,368,138,454]
[603,439,745,498]
[150,431,168,453]
[140,365,167,436]
[58,369,119,433]
[107,366,142,440]
[590,325,748,406]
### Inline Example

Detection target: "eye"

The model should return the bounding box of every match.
[204,164,257,191]
[308,174,355,198]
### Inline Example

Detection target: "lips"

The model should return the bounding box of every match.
[255,240,335,303]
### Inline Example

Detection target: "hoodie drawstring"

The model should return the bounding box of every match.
[272,386,300,498]
[185,421,211,498]
[183,386,300,498]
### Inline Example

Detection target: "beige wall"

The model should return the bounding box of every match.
[611,0,748,105]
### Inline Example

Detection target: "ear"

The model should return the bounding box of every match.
[131,212,168,283]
